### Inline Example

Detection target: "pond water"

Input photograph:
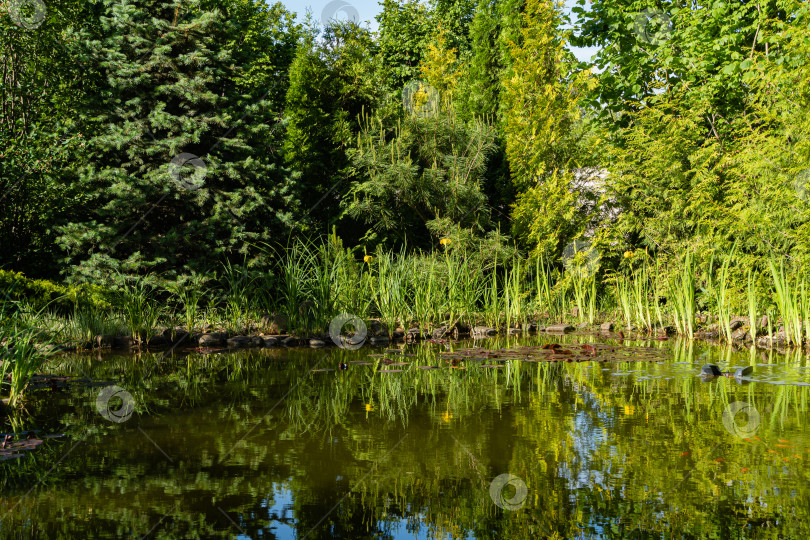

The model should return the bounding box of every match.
[2,334,810,538]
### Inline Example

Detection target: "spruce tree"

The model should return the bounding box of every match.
[57,0,300,283]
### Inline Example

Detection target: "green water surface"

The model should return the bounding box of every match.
[2,334,810,539]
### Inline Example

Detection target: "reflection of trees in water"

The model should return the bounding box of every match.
[3,339,810,537]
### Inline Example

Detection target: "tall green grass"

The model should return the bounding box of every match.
[118,276,162,344]
[769,260,805,346]
[7,238,810,349]
[1,300,50,406]
[668,251,696,339]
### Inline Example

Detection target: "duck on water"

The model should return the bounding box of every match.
[701,364,754,378]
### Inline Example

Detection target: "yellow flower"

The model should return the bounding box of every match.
[365,403,374,412]
[363,255,373,264]
[624,405,635,416]
[439,238,451,246]
[441,411,453,423]
[623,251,634,259]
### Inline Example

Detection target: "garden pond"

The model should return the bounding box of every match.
[2,333,810,538]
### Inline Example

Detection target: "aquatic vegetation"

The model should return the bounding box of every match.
[770,259,806,346]
[117,276,162,345]
[164,272,207,336]
[4,238,810,353]
[0,301,51,406]
[668,251,696,340]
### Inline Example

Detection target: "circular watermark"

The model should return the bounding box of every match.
[321,0,359,26]
[329,313,367,350]
[633,9,672,45]
[489,473,528,511]
[96,385,135,423]
[562,239,601,279]
[722,401,760,438]
[8,0,47,29]
[169,153,207,191]
[794,169,810,202]
[402,80,439,118]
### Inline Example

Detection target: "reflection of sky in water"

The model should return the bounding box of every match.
[559,392,611,494]
[260,483,477,539]
[262,484,296,539]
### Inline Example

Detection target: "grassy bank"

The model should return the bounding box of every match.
[3,235,810,406]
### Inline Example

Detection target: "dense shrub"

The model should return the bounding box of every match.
[0,270,112,314]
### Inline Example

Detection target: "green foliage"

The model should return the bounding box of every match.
[55,0,301,282]
[345,108,497,249]
[376,0,433,91]
[0,1,95,276]
[282,21,382,231]
[0,269,111,313]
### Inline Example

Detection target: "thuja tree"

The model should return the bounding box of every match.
[503,0,597,258]
[580,0,810,270]
[57,0,301,283]
[282,21,382,234]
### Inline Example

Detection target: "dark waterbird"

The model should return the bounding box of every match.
[701,364,754,378]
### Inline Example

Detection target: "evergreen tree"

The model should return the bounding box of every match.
[282,21,382,235]
[344,109,497,249]
[56,0,301,283]
[502,0,597,257]
[376,0,433,92]
[460,0,501,120]
[0,0,98,276]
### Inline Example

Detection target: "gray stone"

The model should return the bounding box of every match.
[282,336,298,346]
[472,326,497,337]
[729,319,745,331]
[167,331,191,346]
[432,326,449,339]
[406,328,423,341]
[112,336,134,349]
[545,324,575,333]
[309,338,326,347]
[260,313,288,334]
[368,320,390,337]
[731,328,748,341]
[507,328,522,335]
[251,336,264,347]
[600,322,615,332]
[369,335,390,344]
[226,336,252,348]
[198,333,225,347]
[262,337,279,347]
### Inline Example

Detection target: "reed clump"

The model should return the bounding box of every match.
[4,237,810,370]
